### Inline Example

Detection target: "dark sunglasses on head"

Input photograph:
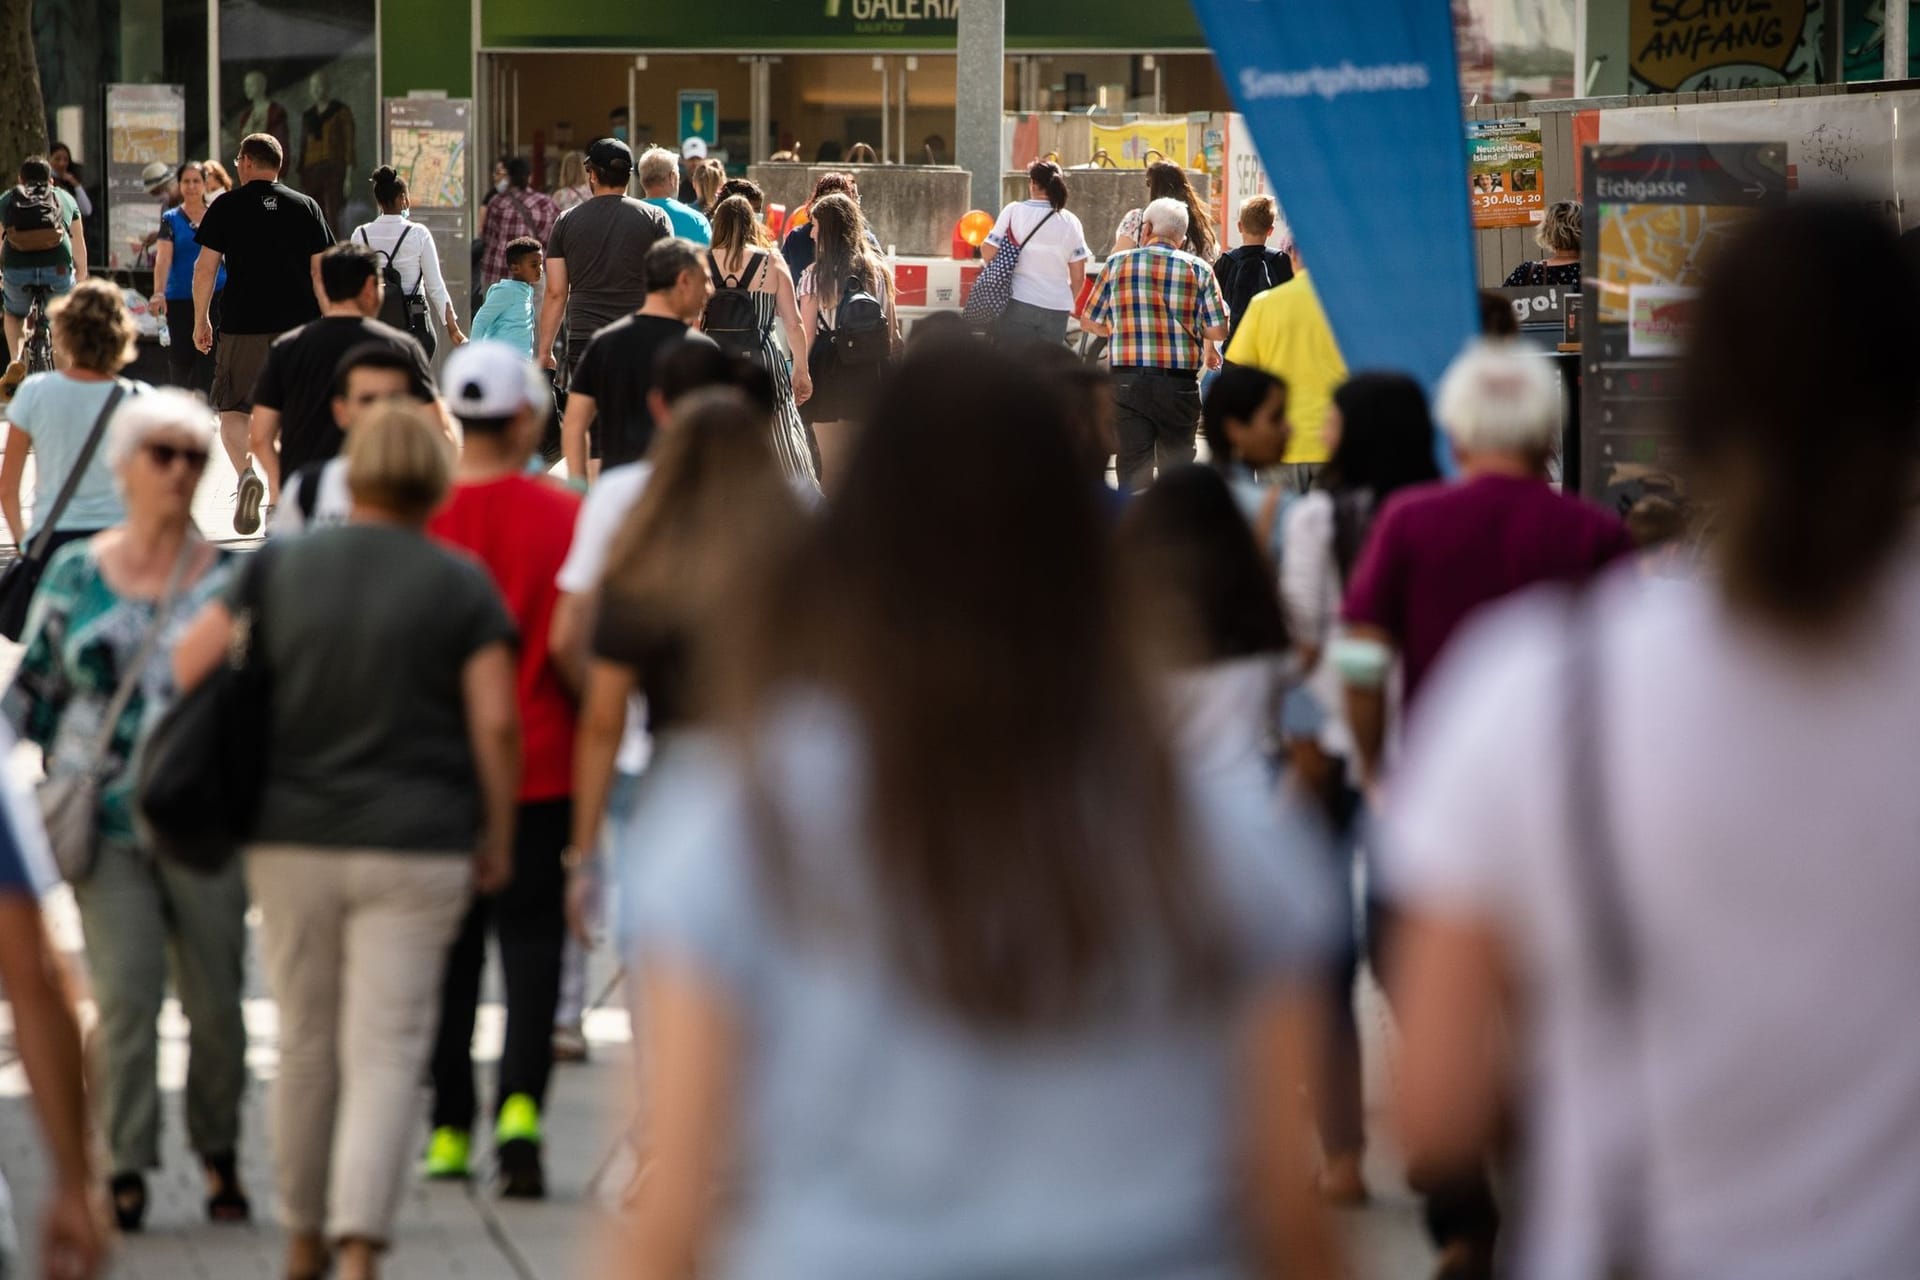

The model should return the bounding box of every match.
[144,441,210,470]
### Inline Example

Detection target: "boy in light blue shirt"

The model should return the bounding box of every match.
[469,236,542,358]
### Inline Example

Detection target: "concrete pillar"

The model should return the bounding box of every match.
[956,0,1005,213]
[1889,0,1910,83]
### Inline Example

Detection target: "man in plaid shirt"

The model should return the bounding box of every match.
[1082,196,1230,491]
[479,158,559,288]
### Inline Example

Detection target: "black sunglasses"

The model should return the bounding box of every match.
[143,441,210,470]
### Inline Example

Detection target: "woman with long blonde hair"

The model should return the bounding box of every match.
[704,196,817,486]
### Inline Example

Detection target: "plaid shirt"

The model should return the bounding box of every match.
[1085,242,1229,370]
[480,187,559,284]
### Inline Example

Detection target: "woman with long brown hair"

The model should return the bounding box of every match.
[604,340,1340,1280]
[149,161,224,391]
[704,195,817,486]
[795,192,897,488]
[1113,160,1219,261]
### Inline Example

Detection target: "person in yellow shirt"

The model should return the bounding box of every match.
[1223,246,1348,492]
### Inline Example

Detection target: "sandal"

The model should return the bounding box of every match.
[109,1171,147,1232]
[203,1150,253,1224]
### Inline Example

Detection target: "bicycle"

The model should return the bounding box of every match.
[0,283,56,400]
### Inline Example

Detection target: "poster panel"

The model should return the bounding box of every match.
[1580,142,1788,509]
[1090,120,1191,169]
[104,84,185,274]
[1468,117,1545,228]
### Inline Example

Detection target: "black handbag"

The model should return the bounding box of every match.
[0,383,126,639]
[136,543,279,873]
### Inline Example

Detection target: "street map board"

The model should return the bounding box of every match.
[383,97,473,339]
[1579,142,1787,510]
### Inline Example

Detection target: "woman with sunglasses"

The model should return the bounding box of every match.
[4,389,250,1235]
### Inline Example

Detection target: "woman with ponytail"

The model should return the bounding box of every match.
[351,165,465,354]
[979,160,1092,348]
[1388,200,1920,1280]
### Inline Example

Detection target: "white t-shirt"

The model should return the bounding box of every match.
[556,463,655,773]
[1381,553,1920,1280]
[271,458,352,537]
[987,199,1091,313]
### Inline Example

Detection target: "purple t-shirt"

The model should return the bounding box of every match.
[1342,475,1633,709]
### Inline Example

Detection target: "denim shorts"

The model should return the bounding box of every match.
[2,264,75,317]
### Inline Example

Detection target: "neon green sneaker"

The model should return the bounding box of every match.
[495,1093,542,1145]
[424,1126,470,1180]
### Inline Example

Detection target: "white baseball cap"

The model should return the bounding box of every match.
[681,136,708,160]
[442,341,550,419]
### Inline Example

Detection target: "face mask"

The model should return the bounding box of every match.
[494,178,508,194]
[401,206,412,220]
[612,125,629,143]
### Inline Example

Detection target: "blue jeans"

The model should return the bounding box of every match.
[2,264,75,317]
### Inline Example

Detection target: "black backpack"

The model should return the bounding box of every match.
[358,225,427,336]
[703,251,771,359]
[826,271,890,366]
[1217,245,1293,339]
[4,184,65,252]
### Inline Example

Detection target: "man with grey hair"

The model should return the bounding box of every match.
[1339,339,1632,783]
[1081,195,1230,490]
[637,146,711,245]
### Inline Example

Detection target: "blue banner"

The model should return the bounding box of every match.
[1190,0,1478,396]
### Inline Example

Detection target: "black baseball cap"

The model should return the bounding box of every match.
[586,137,633,170]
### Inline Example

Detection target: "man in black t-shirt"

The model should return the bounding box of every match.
[560,237,715,477]
[249,243,441,502]
[193,132,334,532]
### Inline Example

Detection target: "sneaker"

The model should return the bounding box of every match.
[496,1093,542,1144]
[424,1126,471,1180]
[551,1024,589,1064]
[494,1093,545,1199]
[496,1137,546,1200]
[233,469,266,536]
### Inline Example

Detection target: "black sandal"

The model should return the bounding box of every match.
[203,1151,252,1224]
[109,1171,147,1232]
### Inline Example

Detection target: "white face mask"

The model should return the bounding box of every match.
[400,206,412,220]
[494,178,508,194]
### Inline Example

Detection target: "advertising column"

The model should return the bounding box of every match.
[383,97,474,333]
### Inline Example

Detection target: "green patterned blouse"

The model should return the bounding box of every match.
[4,540,234,842]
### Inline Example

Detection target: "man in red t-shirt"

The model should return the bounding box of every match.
[422,341,581,1199]
[1341,341,1632,782]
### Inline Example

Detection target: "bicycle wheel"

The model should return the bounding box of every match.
[25,297,52,374]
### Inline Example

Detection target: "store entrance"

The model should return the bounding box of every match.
[477,50,961,192]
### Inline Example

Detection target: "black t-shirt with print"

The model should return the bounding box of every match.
[251,316,434,477]
[194,179,336,334]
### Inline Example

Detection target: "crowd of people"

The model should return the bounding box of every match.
[2,118,1919,1280]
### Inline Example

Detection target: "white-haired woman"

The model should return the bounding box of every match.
[1504,200,1581,287]
[4,389,250,1235]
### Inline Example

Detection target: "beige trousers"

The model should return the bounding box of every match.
[247,845,471,1245]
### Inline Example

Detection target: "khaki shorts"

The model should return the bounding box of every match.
[211,331,277,413]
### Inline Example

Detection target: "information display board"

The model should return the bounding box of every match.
[104,84,186,273]
[383,97,473,333]
[1579,142,1787,510]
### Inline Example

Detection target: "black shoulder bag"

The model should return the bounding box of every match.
[137,543,280,873]
[0,383,126,640]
